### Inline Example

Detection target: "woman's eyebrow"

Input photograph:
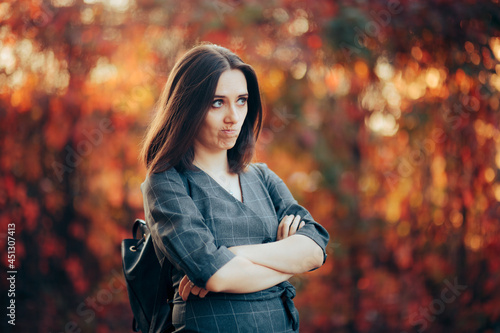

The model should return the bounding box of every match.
[213,93,249,98]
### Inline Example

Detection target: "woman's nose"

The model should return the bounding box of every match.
[225,103,239,122]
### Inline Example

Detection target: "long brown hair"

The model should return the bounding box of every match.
[140,44,263,175]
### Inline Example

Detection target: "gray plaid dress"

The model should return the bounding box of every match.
[141,163,329,333]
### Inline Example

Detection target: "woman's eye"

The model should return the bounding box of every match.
[237,97,247,105]
[212,100,223,108]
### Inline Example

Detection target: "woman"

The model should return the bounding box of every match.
[140,44,329,332]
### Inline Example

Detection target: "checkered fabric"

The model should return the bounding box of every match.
[141,163,329,333]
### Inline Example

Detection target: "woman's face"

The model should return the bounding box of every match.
[194,69,248,154]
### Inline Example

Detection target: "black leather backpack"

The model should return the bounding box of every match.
[121,219,174,333]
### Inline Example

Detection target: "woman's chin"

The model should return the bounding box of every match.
[218,139,238,150]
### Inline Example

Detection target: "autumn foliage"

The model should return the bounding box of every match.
[1,0,500,332]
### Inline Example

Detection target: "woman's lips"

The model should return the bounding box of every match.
[221,129,238,136]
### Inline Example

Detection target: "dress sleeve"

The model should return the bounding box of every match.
[255,163,330,265]
[141,168,236,289]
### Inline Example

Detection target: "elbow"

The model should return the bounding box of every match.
[205,268,232,293]
[291,235,325,272]
[205,256,251,293]
[312,252,325,269]
[205,275,224,293]
[303,247,325,272]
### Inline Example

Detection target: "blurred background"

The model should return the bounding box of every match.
[1,0,500,332]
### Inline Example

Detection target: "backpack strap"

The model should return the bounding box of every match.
[149,257,172,333]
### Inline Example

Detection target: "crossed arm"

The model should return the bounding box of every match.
[179,215,324,300]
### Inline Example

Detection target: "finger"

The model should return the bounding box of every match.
[181,283,192,301]
[277,216,285,240]
[277,215,287,240]
[299,221,305,229]
[179,275,192,301]
[281,215,294,239]
[289,215,301,236]
[179,275,189,290]
[179,283,186,301]
[190,286,202,296]
[178,275,188,296]
[199,288,209,298]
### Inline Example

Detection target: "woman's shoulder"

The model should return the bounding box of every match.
[247,162,282,184]
[250,162,283,175]
[142,165,183,190]
[247,162,270,173]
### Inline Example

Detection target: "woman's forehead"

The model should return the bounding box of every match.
[214,70,248,96]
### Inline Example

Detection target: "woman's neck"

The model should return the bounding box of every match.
[193,149,230,175]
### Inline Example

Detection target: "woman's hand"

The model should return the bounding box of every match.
[277,215,305,241]
[179,275,209,301]
[226,215,322,275]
